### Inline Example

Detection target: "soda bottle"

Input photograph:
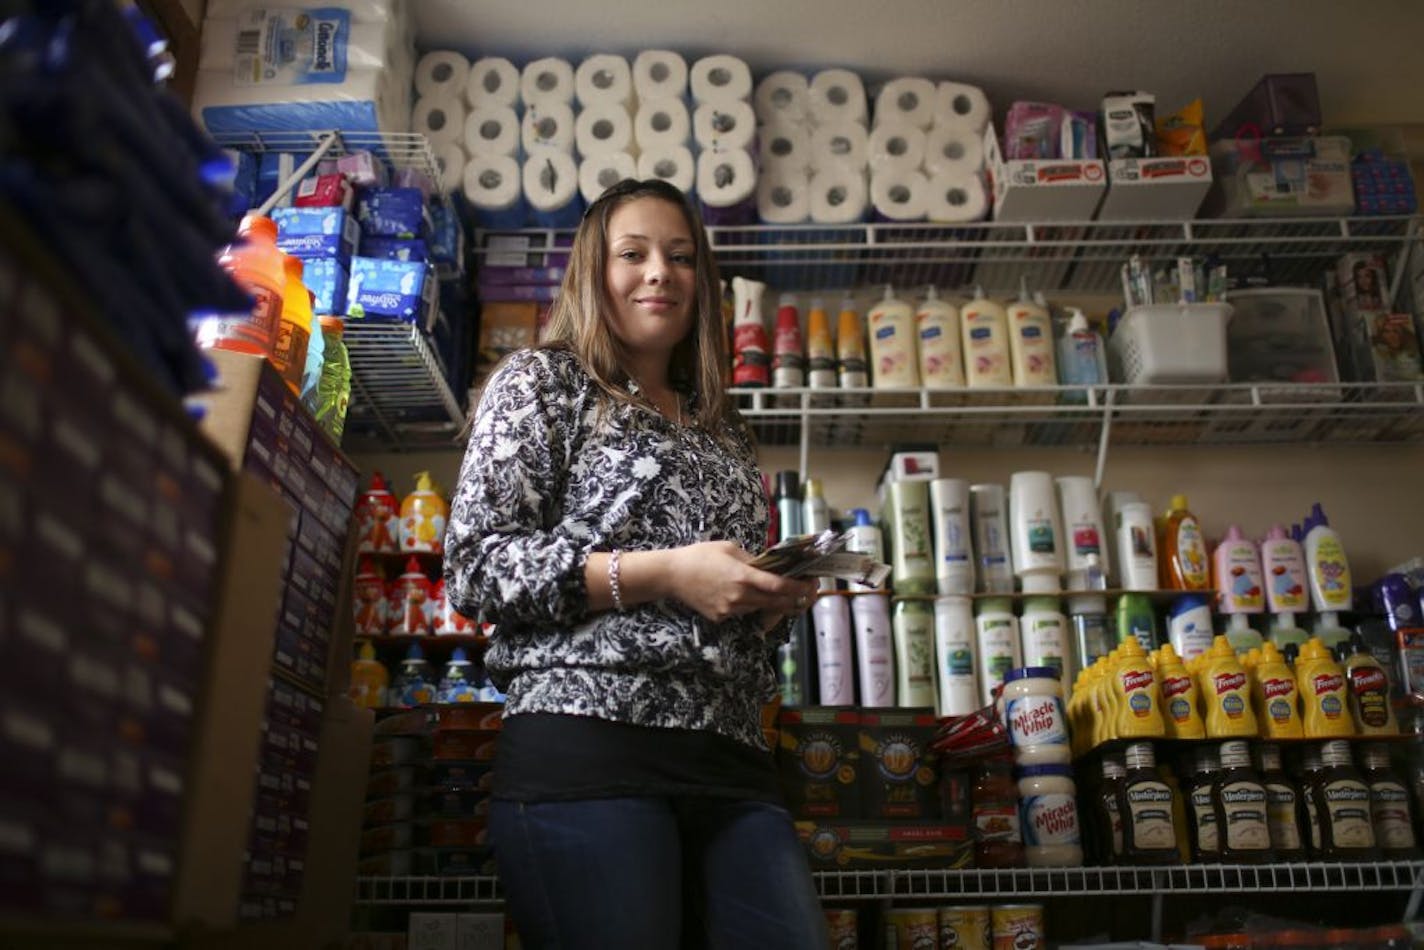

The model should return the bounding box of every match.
[205,213,286,355]
[315,315,351,442]
[271,254,313,396]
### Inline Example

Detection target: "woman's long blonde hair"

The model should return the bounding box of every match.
[540,178,730,429]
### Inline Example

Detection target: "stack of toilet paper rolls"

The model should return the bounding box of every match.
[690,55,757,226]
[754,68,871,225]
[869,76,992,223]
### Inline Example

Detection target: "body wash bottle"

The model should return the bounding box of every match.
[1213,525,1265,653]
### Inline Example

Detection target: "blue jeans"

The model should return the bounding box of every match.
[488,796,828,949]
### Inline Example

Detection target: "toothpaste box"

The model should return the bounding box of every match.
[360,236,429,262]
[300,256,349,316]
[272,207,361,265]
[357,187,431,239]
[346,257,437,328]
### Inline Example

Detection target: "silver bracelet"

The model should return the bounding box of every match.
[608,549,625,611]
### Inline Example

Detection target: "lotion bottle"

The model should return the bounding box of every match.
[866,284,918,388]
[916,285,965,389]
[1303,503,1353,649]
[1261,524,1310,649]
[960,286,1012,387]
[1213,525,1266,653]
[1007,277,1057,388]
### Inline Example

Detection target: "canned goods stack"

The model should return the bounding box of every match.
[882,902,1044,950]
[1003,666,1084,867]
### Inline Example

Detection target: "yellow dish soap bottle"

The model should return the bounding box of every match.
[1160,494,1209,591]
[1155,643,1205,739]
[1251,641,1303,739]
[1114,637,1165,739]
[1298,637,1356,738]
[1201,635,1258,738]
[348,641,389,710]
[400,471,449,555]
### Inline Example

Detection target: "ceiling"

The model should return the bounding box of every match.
[411,0,1424,132]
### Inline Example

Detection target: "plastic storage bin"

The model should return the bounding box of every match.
[1225,287,1342,395]
[1108,303,1233,385]
[1207,135,1354,217]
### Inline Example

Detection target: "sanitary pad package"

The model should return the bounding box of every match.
[357,187,431,239]
[359,237,429,262]
[347,257,437,327]
[272,207,362,265]
[301,256,350,316]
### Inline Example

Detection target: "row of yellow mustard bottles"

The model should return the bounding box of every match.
[1068,637,1167,757]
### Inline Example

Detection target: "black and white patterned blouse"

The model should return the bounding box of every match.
[444,347,778,750]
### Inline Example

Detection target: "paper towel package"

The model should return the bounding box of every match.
[299,256,349,316]
[464,105,521,159]
[809,166,868,223]
[347,257,437,327]
[874,77,936,129]
[870,168,930,222]
[272,207,362,263]
[696,148,758,226]
[194,67,401,136]
[757,168,811,224]
[464,155,528,229]
[690,54,753,105]
[754,71,810,125]
[465,56,521,110]
[199,16,400,72]
[412,93,466,147]
[575,54,634,110]
[415,51,470,100]
[521,56,575,106]
[810,121,870,173]
[357,187,430,238]
[521,100,576,154]
[694,100,757,152]
[575,103,634,158]
[809,68,867,126]
[637,145,696,194]
[635,98,692,151]
[633,49,689,101]
[579,152,638,204]
[523,147,583,228]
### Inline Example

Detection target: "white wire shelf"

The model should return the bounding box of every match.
[474,215,1422,294]
[354,861,1424,907]
[343,321,467,452]
[731,382,1424,450]
[209,129,446,203]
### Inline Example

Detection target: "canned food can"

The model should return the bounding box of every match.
[939,904,990,950]
[885,907,940,949]
[991,903,1044,950]
[825,908,858,949]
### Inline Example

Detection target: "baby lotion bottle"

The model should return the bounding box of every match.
[1009,471,1065,594]
[731,276,771,387]
[1160,494,1210,591]
[960,286,1012,387]
[1303,503,1353,649]
[1212,525,1265,653]
[1261,525,1310,650]
[867,284,918,388]
[1007,277,1057,388]
[916,285,965,389]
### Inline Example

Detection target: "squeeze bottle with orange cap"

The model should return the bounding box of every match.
[1155,643,1205,739]
[211,213,287,356]
[1201,635,1258,738]
[1251,641,1303,739]
[1160,494,1209,590]
[271,254,313,396]
[1298,637,1355,738]
[348,642,389,709]
[1114,637,1165,739]
[399,472,448,555]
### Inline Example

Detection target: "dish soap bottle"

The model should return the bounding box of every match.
[400,471,449,555]
[1213,525,1265,653]
[1118,741,1180,864]
[916,285,965,389]
[1213,739,1275,863]
[1006,277,1056,388]
[1260,524,1310,650]
[1345,632,1398,735]
[349,642,389,709]
[867,285,918,388]
[1302,503,1353,649]
[1160,494,1209,591]
[731,276,771,387]
[960,286,1012,387]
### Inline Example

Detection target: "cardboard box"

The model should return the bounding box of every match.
[856,708,941,820]
[776,707,861,820]
[795,820,972,869]
[983,123,1106,221]
[1096,156,1213,221]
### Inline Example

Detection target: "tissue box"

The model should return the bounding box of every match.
[300,256,349,316]
[357,187,431,239]
[347,257,437,327]
[272,207,361,264]
[360,236,429,262]
[1207,135,1354,217]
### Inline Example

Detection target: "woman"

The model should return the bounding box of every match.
[444,178,826,949]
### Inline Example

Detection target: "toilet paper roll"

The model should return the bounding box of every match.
[868,121,927,173]
[463,153,526,228]
[200,18,398,70]
[870,168,930,222]
[411,92,465,146]
[434,141,467,194]
[415,51,470,100]
[579,151,637,204]
[634,97,691,151]
[925,169,989,223]
[520,56,575,106]
[758,122,812,173]
[636,144,696,194]
[697,148,758,225]
[523,146,584,227]
[924,123,986,177]
[694,100,756,152]
[757,167,811,224]
[874,77,936,130]
[464,105,521,158]
[575,54,634,110]
[935,81,992,133]
[465,56,521,110]
[808,166,868,224]
[632,49,688,101]
[522,100,576,154]
[809,68,867,126]
[575,103,634,158]
[689,54,753,105]
[809,120,870,173]
[753,70,810,125]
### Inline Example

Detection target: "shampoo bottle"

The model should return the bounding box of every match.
[1160,494,1210,591]
[1303,503,1353,648]
[1007,277,1057,388]
[1008,470,1065,594]
[975,597,1022,706]
[851,592,895,707]
[969,483,1014,594]
[867,285,918,388]
[812,593,856,705]
[892,598,937,707]
[730,276,771,387]
[916,285,965,389]
[961,286,1012,387]
[1212,525,1265,653]
[1055,475,1108,591]
[1260,524,1310,649]
[930,477,975,596]
[1115,501,1159,592]
[934,595,980,717]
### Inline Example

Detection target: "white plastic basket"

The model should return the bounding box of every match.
[1109,303,1233,385]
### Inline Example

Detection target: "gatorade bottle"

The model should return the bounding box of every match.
[315,315,351,442]
[212,213,287,356]
[271,254,313,396]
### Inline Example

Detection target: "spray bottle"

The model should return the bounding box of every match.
[835,297,869,394]
[731,276,771,387]
[804,297,837,391]
[771,293,805,393]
